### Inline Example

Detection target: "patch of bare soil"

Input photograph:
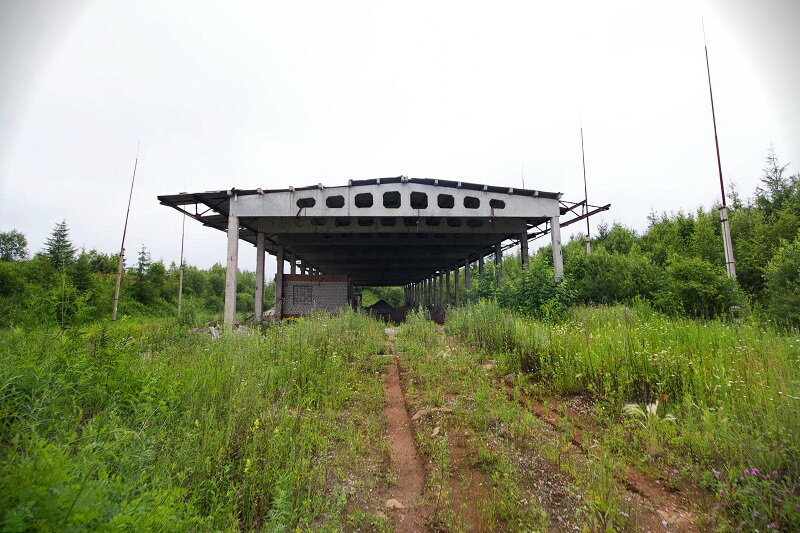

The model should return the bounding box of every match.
[383,329,428,532]
[497,376,706,532]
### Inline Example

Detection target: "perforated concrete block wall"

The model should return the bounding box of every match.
[282,275,350,316]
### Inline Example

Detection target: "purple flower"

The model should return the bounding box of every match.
[772,471,779,476]
[753,468,760,475]
[672,469,679,475]
[743,469,751,475]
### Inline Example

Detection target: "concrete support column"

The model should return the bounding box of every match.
[290,255,297,275]
[719,206,737,279]
[551,216,564,281]
[223,213,239,332]
[275,246,285,319]
[427,277,433,307]
[437,273,443,308]
[433,274,438,308]
[254,232,265,324]
[464,258,471,303]
[520,232,529,270]
[478,255,484,276]
[445,270,451,307]
[494,243,503,286]
[454,267,461,307]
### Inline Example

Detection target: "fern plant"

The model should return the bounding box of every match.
[622,400,676,456]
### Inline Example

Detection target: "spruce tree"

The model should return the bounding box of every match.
[45,220,75,268]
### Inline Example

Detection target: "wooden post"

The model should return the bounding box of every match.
[274,246,285,319]
[223,213,239,331]
[254,232,265,324]
[551,216,564,281]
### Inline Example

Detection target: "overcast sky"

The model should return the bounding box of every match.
[1,0,798,276]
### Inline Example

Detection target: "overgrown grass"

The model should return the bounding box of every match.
[0,310,386,530]
[446,300,800,529]
[399,309,554,530]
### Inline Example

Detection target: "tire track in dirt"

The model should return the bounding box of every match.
[382,328,427,532]
[496,376,702,532]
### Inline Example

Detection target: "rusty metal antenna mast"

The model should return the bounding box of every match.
[703,21,736,279]
[580,127,591,254]
[111,144,139,321]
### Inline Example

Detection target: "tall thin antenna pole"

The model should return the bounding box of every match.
[177,213,186,315]
[703,22,736,279]
[580,127,591,254]
[111,144,139,321]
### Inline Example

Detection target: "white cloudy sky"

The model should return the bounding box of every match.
[1,0,798,275]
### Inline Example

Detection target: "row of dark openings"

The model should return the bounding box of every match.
[296,191,506,210]
[306,217,489,228]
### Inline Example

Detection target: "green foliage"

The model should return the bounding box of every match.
[446,302,800,528]
[764,236,800,328]
[567,247,662,304]
[496,257,574,320]
[0,311,386,530]
[44,221,75,269]
[0,230,27,261]
[655,256,740,318]
[358,286,404,307]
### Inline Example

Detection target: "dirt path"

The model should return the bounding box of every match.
[496,376,703,532]
[382,328,427,532]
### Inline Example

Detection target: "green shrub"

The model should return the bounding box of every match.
[655,256,740,318]
[764,236,800,328]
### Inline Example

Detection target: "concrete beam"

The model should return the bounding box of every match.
[232,182,561,219]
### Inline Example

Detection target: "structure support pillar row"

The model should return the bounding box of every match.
[254,232,265,324]
[223,213,239,332]
[551,216,564,281]
[494,243,503,286]
[275,246,285,319]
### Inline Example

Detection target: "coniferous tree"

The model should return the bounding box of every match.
[44,220,75,268]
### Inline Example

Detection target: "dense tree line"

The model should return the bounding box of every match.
[0,223,268,328]
[483,149,800,327]
[2,149,797,329]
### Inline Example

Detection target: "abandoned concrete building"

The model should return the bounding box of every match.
[158,177,608,329]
